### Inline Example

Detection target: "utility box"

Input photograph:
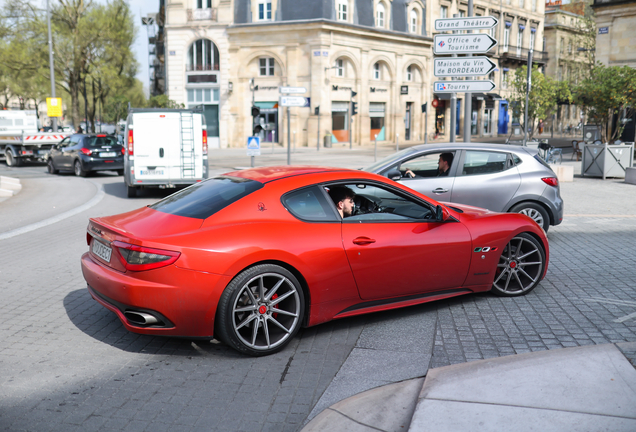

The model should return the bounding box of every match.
[582,142,634,179]
[324,134,332,148]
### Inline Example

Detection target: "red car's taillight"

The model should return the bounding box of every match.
[542,177,559,187]
[113,241,180,271]
[80,147,92,156]
[127,129,134,156]
[202,130,208,155]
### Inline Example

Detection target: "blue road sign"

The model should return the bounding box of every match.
[247,136,261,156]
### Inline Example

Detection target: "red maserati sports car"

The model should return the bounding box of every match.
[81,166,549,356]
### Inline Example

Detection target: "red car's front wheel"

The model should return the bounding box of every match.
[216,264,305,356]
[491,233,545,296]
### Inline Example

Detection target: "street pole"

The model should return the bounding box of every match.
[46,0,57,132]
[396,133,399,152]
[464,0,473,143]
[523,49,533,146]
[424,107,428,145]
[317,107,320,151]
[287,106,291,165]
[374,134,378,161]
[450,14,459,143]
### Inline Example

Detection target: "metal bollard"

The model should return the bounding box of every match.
[374,134,378,162]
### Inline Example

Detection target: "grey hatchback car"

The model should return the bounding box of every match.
[363,143,563,232]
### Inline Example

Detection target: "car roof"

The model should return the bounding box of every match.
[403,142,534,154]
[224,166,366,183]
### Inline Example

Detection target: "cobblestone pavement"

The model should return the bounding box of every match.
[1,151,635,431]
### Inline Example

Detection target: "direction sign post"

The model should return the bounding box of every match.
[434,57,497,77]
[433,34,498,55]
[280,96,310,107]
[434,80,496,93]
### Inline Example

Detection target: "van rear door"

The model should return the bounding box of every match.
[133,112,181,181]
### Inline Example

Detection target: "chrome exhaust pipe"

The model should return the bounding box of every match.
[124,311,160,325]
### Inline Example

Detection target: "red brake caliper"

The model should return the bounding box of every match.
[271,293,279,318]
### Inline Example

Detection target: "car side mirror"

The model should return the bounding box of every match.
[436,205,451,222]
[386,169,401,181]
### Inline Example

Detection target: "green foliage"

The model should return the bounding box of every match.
[147,95,185,109]
[574,64,636,143]
[507,65,571,140]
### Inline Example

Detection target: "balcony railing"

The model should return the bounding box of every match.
[499,46,548,64]
[187,8,217,21]
[186,64,220,72]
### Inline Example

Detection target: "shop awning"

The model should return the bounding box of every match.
[487,93,503,100]
[471,93,487,100]
[434,93,452,100]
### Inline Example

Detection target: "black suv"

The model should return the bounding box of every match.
[47,134,124,177]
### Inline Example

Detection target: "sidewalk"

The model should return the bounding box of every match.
[303,342,636,432]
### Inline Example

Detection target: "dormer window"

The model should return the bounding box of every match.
[376,2,386,28]
[410,10,418,34]
[196,0,211,8]
[258,1,272,21]
[337,0,348,21]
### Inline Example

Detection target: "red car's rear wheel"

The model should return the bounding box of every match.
[491,233,545,296]
[216,264,304,356]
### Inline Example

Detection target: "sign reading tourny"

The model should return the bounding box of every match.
[434,80,496,93]
[433,34,498,55]
[434,57,497,77]
[434,16,498,31]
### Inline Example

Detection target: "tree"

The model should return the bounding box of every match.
[574,64,636,143]
[147,94,185,109]
[507,65,571,140]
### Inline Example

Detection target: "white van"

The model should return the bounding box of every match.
[123,108,208,197]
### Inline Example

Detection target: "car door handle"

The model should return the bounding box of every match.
[432,188,449,194]
[353,237,376,245]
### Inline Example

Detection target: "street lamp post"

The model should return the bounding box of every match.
[46,0,57,132]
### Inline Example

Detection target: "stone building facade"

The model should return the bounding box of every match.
[164,0,546,148]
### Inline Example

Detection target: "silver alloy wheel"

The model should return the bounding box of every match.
[518,207,544,230]
[231,272,301,351]
[493,235,544,295]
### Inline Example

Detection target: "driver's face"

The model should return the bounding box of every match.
[341,197,355,217]
[438,157,449,172]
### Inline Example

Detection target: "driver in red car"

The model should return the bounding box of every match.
[328,185,356,218]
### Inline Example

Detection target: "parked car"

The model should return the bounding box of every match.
[47,134,124,177]
[81,166,549,356]
[364,143,563,232]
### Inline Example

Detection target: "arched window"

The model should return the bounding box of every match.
[373,62,381,80]
[376,2,385,28]
[335,59,344,77]
[188,39,219,71]
[410,10,418,34]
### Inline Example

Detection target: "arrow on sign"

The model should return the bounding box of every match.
[280,96,310,107]
[434,57,497,77]
[435,16,498,31]
[434,34,498,55]
[434,80,496,93]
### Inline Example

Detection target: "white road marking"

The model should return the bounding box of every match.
[584,297,636,323]
[0,180,104,240]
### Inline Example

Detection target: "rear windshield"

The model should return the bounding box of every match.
[85,136,119,148]
[149,176,263,219]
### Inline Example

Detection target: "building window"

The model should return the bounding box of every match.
[259,58,275,76]
[503,27,510,53]
[568,40,572,54]
[516,29,523,56]
[406,65,413,81]
[558,65,563,81]
[560,37,564,54]
[197,0,212,8]
[337,0,348,21]
[532,0,537,11]
[335,59,344,77]
[188,39,219,71]
[410,10,418,34]
[373,62,381,80]
[440,5,448,19]
[519,0,524,8]
[258,1,272,21]
[502,69,508,89]
[376,2,386,28]
[530,31,536,50]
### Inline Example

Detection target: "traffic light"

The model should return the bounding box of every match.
[351,102,358,116]
[251,106,260,117]
[422,103,427,113]
[315,106,320,115]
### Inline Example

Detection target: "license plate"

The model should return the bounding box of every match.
[100,152,117,157]
[92,240,112,262]
[140,169,164,176]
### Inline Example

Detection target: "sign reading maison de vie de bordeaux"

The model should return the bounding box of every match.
[433,16,498,93]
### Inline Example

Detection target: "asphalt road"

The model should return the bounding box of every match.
[1,146,635,431]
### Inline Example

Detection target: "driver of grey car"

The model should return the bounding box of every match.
[405,152,454,178]
[328,186,356,218]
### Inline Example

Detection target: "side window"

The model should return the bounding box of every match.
[70,135,83,146]
[326,183,436,222]
[461,151,509,176]
[282,186,338,222]
[395,151,456,178]
[58,137,70,148]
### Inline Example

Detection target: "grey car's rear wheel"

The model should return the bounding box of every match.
[510,202,550,232]
[216,264,304,356]
[491,233,545,296]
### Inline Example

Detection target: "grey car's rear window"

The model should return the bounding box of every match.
[149,176,263,219]
[84,136,119,148]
